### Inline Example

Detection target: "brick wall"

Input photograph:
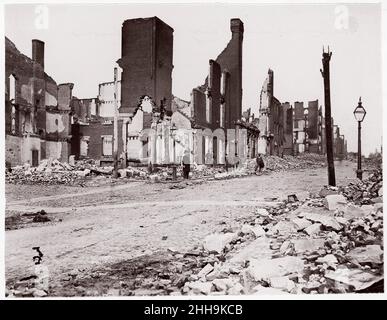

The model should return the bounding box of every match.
[282,102,293,155]
[214,19,243,128]
[307,100,319,140]
[120,17,173,115]
[72,120,124,161]
[5,37,72,165]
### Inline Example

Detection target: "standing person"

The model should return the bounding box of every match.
[255,153,265,174]
[182,149,191,179]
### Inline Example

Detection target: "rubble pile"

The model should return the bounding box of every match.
[5,159,86,185]
[178,171,383,295]
[340,169,383,205]
[258,154,326,172]
[5,158,150,185]
[6,153,328,186]
[192,164,226,180]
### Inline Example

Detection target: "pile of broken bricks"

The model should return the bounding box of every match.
[249,153,327,173]
[340,168,383,205]
[5,158,111,186]
[181,170,383,295]
[6,153,329,186]
[5,158,152,185]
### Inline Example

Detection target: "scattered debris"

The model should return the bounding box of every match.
[324,194,347,211]
[202,233,237,254]
[6,162,382,297]
[245,256,305,282]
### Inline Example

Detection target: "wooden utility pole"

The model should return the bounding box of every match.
[320,47,336,186]
[113,67,119,178]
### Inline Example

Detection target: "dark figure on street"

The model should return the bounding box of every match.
[182,149,191,179]
[255,154,265,174]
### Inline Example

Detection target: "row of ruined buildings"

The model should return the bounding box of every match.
[257,69,347,159]
[5,17,347,168]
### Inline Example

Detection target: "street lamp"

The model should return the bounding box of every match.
[170,123,178,180]
[353,97,366,180]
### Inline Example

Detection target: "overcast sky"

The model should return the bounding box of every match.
[5,3,381,155]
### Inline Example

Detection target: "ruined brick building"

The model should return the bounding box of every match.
[6,17,346,168]
[293,101,307,154]
[71,17,254,167]
[238,108,260,158]
[191,18,246,165]
[256,70,347,159]
[119,17,173,115]
[257,69,284,156]
[71,17,175,165]
[306,100,320,153]
[5,37,73,166]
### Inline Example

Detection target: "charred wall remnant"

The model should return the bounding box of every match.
[215,18,243,128]
[282,102,293,155]
[5,37,72,166]
[258,69,284,156]
[190,18,244,165]
[307,100,319,139]
[71,119,124,162]
[192,19,243,129]
[119,17,174,116]
[307,100,319,153]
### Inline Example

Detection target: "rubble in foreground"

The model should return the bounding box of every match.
[7,167,382,297]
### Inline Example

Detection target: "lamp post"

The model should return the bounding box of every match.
[170,123,177,180]
[353,97,366,180]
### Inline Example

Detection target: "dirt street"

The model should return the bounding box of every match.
[5,161,358,294]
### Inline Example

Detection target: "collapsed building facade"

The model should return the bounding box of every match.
[257,69,284,156]
[293,100,322,154]
[71,17,176,165]
[71,17,255,167]
[191,18,250,165]
[5,37,73,167]
[5,17,347,169]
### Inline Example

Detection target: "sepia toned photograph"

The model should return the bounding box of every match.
[2,2,383,298]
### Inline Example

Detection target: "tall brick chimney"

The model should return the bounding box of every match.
[32,39,44,68]
[268,68,274,97]
[230,18,244,39]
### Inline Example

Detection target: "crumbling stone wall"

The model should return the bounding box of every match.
[6,135,23,165]
[45,141,63,161]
